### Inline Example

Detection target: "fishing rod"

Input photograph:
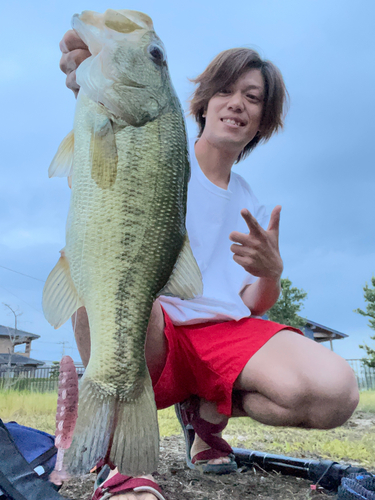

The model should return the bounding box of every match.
[233,447,370,491]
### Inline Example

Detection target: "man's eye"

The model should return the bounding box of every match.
[219,89,230,94]
[247,94,259,101]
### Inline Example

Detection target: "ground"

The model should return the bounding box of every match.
[60,434,335,500]
[2,391,374,499]
[59,410,375,500]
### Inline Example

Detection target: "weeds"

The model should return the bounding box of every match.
[1,390,374,468]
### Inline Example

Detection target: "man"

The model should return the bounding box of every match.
[59,29,359,500]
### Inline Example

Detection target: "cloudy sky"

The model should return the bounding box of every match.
[0,0,374,363]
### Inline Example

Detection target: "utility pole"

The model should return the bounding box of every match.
[57,340,70,358]
[2,303,22,388]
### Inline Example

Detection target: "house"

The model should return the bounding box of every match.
[0,353,44,370]
[303,320,348,351]
[263,316,347,351]
[0,324,40,358]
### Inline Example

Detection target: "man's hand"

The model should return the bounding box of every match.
[59,30,91,97]
[229,206,283,280]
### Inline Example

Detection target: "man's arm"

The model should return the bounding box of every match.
[230,206,283,316]
[240,277,281,316]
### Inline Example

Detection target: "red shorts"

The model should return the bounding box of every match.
[152,309,303,416]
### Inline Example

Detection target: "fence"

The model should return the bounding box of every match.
[1,360,375,392]
[0,365,85,392]
[347,359,375,391]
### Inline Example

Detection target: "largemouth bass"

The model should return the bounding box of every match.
[43,9,202,476]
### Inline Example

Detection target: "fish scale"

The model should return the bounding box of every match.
[43,8,202,477]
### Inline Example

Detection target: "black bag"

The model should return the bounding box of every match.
[0,419,65,500]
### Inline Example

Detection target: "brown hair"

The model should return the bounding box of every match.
[190,48,289,162]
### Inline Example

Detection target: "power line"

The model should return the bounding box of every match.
[0,284,74,336]
[0,265,45,283]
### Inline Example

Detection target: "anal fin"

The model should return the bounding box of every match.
[42,253,83,329]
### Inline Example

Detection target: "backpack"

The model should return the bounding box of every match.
[0,419,65,500]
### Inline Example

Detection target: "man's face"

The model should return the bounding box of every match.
[202,68,264,152]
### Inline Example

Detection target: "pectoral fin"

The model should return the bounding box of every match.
[49,130,74,178]
[43,254,83,329]
[158,234,203,299]
[90,118,118,188]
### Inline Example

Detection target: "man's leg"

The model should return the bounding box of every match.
[189,329,359,469]
[233,329,359,428]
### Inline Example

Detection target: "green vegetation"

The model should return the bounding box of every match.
[356,276,375,367]
[267,278,307,329]
[357,390,375,413]
[1,390,374,469]
[0,390,57,434]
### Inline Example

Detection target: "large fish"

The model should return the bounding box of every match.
[43,9,202,476]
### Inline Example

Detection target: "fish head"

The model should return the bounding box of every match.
[72,9,176,126]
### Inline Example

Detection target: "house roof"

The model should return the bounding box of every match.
[0,354,44,367]
[304,319,348,342]
[0,325,40,341]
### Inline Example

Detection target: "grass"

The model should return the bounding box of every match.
[356,390,375,413]
[1,390,374,469]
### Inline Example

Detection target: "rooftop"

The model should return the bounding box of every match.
[0,325,40,341]
[0,353,44,367]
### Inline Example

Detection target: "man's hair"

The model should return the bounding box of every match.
[189,48,289,162]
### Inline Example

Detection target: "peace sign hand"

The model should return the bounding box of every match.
[229,206,283,280]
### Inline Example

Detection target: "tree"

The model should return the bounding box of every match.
[355,276,375,368]
[267,278,308,329]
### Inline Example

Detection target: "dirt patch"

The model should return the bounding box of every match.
[60,435,335,500]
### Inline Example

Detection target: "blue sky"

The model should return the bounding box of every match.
[0,0,374,363]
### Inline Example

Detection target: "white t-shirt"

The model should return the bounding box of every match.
[159,139,269,325]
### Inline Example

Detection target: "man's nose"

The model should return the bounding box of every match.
[227,91,244,111]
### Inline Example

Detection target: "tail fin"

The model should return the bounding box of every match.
[110,374,159,476]
[65,372,159,476]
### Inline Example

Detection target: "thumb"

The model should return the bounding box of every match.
[267,205,282,233]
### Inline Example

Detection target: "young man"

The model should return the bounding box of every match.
[59,30,359,500]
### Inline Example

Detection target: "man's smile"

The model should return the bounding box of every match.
[221,117,246,127]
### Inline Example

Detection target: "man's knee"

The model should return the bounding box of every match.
[302,361,359,429]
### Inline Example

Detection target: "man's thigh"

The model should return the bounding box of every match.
[234,329,358,411]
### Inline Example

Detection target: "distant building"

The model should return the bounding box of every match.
[263,316,347,351]
[0,324,41,359]
[303,320,348,351]
[0,353,44,370]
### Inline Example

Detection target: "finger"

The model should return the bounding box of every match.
[232,254,249,267]
[66,70,80,94]
[230,244,251,257]
[229,231,249,245]
[60,29,89,53]
[267,205,282,233]
[241,208,263,236]
[60,48,91,75]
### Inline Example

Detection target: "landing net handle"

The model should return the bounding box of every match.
[233,447,369,491]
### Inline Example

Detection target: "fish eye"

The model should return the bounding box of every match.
[147,44,165,64]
